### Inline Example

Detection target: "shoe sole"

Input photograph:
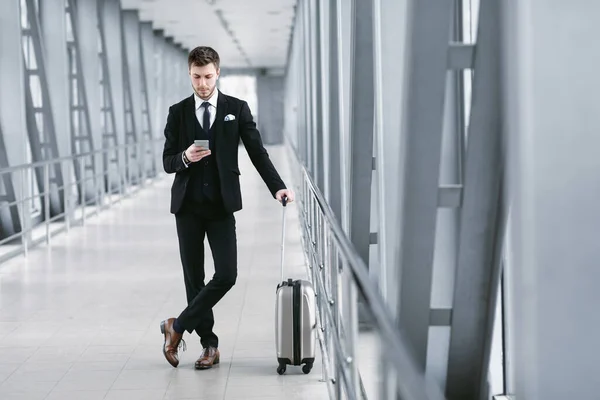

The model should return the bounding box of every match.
[160,320,178,368]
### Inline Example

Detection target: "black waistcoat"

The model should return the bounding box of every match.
[184,115,223,207]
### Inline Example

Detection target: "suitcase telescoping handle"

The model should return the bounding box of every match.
[280,195,288,283]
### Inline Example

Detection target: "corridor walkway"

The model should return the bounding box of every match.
[0,146,327,400]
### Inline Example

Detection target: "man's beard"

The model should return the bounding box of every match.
[192,84,214,100]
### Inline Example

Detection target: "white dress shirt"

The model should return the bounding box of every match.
[183,90,219,167]
[194,89,218,130]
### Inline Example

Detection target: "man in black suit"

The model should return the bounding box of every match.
[160,46,294,369]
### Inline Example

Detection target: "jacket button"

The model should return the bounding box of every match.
[205,161,209,166]
[204,183,208,186]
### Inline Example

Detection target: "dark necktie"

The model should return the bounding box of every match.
[202,102,211,134]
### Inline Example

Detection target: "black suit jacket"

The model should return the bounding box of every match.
[162,91,286,214]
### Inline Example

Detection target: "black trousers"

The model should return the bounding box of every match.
[174,201,237,349]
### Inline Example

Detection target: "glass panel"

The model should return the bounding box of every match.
[35,112,44,141]
[462,0,480,44]
[22,37,29,67]
[72,109,79,139]
[462,0,478,135]
[463,68,473,135]
[99,85,105,114]
[71,74,78,105]
[488,271,506,395]
[20,0,29,29]
[97,26,102,53]
[69,47,77,74]
[30,74,42,108]
[100,110,106,132]
[24,135,41,216]
[65,8,74,42]
[30,39,37,70]
[23,36,37,70]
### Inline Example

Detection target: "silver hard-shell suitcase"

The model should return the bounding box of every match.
[275,196,316,375]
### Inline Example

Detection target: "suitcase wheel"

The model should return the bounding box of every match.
[277,363,286,375]
[302,362,313,374]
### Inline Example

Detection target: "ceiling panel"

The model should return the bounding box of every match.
[122,0,297,69]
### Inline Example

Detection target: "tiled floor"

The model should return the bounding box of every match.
[0,146,328,400]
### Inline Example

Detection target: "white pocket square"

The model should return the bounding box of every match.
[224,114,236,121]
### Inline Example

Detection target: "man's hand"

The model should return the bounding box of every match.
[185,143,211,163]
[276,189,294,204]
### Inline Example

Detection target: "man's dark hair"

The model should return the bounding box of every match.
[188,46,220,70]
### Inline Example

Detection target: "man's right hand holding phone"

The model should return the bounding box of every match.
[184,143,211,163]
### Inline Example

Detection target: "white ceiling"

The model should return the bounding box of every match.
[121,0,297,69]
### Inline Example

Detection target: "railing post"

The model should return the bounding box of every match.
[320,228,332,385]
[347,274,359,397]
[139,140,144,187]
[118,146,124,202]
[20,168,28,257]
[44,163,50,245]
[317,212,327,385]
[107,150,113,207]
[333,249,342,399]
[96,154,101,216]
[80,155,86,225]
[123,146,127,197]
[101,151,106,211]
[139,141,144,188]
[64,160,70,233]
[126,145,131,197]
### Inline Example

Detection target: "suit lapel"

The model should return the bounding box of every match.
[213,91,228,169]
[213,91,228,145]
[185,94,196,144]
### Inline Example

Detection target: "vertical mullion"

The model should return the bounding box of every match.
[347,0,375,268]
[445,1,505,398]
[327,0,342,223]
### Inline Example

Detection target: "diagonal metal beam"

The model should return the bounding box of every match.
[67,0,97,202]
[347,0,376,328]
[312,0,325,192]
[445,0,505,399]
[101,0,127,185]
[25,0,65,216]
[139,22,156,178]
[73,0,106,199]
[396,0,454,368]
[121,10,143,183]
[0,0,26,240]
[303,1,313,176]
[348,0,375,268]
[0,124,21,238]
[98,0,121,192]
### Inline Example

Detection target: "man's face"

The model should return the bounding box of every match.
[189,63,219,100]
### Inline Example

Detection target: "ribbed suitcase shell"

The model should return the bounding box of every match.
[275,278,316,373]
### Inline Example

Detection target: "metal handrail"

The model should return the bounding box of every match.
[0,141,158,174]
[286,140,446,400]
[0,139,164,264]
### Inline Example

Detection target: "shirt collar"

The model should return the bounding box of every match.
[194,89,218,110]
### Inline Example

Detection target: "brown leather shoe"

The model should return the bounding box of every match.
[160,318,186,368]
[195,346,220,370]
